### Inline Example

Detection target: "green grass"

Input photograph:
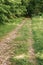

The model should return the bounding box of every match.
[0,17,24,39]
[32,16,43,65]
[14,42,28,55]
[10,57,33,65]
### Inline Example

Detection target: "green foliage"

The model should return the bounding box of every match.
[10,3,27,17]
[0,0,27,23]
[21,0,29,6]
[0,0,43,23]
[0,4,11,23]
[27,0,43,16]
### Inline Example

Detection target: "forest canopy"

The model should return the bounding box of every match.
[0,0,43,23]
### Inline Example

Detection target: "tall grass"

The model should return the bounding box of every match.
[32,16,43,65]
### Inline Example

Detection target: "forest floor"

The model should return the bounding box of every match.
[0,18,37,65]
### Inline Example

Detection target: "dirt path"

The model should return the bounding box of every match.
[0,18,37,65]
[0,18,27,65]
[10,18,37,65]
[28,19,37,65]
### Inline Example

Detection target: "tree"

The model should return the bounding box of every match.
[27,0,43,16]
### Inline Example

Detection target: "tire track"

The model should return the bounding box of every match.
[27,19,37,65]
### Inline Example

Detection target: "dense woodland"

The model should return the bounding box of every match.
[0,0,43,23]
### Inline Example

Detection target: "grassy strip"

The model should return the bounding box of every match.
[0,17,24,39]
[10,57,33,65]
[32,16,43,65]
[10,19,29,55]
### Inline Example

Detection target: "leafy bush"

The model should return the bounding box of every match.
[14,5,27,17]
[0,0,43,24]
[0,4,12,23]
[0,0,27,24]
